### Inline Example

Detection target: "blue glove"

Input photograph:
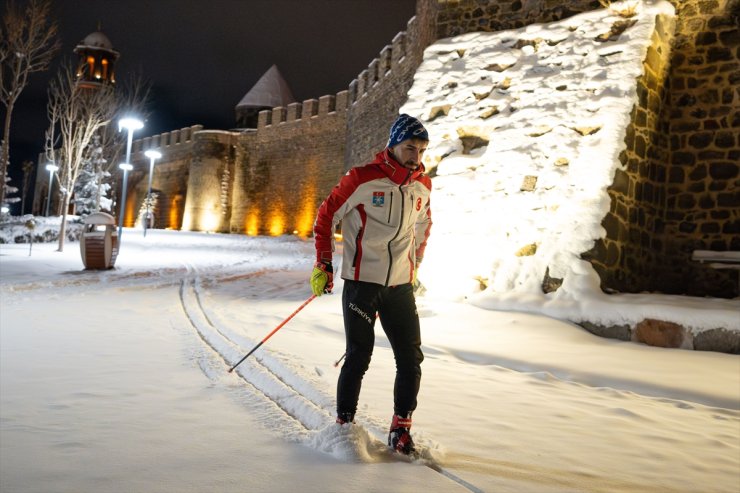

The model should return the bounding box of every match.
[310,261,333,296]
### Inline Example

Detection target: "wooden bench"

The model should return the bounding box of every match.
[691,250,740,270]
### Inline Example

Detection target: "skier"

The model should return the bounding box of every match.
[310,113,432,455]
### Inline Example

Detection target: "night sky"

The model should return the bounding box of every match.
[8,0,417,207]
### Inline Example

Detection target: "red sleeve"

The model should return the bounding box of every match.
[313,170,360,263]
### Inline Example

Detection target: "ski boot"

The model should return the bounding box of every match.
[336,412,355,425]
[388,414,416,455]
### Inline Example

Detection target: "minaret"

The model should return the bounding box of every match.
[73,26,120,89]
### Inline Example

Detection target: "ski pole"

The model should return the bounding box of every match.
[228,294,317,373]
[333,352,346,367]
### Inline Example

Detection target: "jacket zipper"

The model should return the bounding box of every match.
[387,191,393,223]
[352,227,363,267]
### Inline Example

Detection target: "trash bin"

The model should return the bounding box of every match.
[80,212,119,269]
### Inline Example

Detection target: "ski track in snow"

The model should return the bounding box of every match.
[176,263,485,492]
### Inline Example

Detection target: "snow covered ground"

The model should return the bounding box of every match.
[1,230,738,493]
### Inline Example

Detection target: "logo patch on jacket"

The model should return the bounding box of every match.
[372,191,385,207]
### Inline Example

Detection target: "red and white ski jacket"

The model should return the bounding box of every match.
[314,149,432,286]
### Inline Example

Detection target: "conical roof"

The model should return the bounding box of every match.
[236,65,295,109]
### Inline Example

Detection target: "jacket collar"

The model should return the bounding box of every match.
[374,148,426,185]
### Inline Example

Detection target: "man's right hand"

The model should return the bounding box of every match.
[310,261,333,296]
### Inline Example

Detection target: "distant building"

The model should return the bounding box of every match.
[73,29,119,88]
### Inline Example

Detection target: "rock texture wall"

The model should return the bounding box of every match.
[125,125,202,230]
[181,131,237,233]
[229,94,348,236]
[433,0,601,36]
[591,0,739,298]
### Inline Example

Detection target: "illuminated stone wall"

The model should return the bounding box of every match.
[432,0,601,36]
[589,0,739,298]
[181,130,237,233]
[229,95,348,236]
[125,125,201,230]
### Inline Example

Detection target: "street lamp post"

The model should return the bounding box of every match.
[117,117,144,241]
[143,150,161,237]
[45,164,59,216]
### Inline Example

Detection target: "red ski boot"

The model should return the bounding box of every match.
[388,414,416,455]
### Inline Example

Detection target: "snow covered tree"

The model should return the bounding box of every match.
[73,134,112,216]
[2,172,20,209]
[0,0,59,207]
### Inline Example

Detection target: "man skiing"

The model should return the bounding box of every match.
[310,113,432,455]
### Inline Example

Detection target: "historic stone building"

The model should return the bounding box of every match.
[115,0,736,299]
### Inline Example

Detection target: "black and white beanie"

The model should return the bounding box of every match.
[387,113,429,148]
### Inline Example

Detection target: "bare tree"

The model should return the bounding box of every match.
[0,0,59,207]
[45,61,119,252]
[20,158,33,213]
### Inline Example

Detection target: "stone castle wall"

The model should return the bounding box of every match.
[123,0,738,299]
[657,0,738,297]
[230,93,349,236]
[180,130,237,233]
[345,14,433,169]
[590,0,738,298]
[432,0,601,36]
[124,125,202,230]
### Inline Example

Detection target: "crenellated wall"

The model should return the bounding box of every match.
[230,92,349,236]
[345,18,431,169]
[122,125,202,230]
[118,0,737,299]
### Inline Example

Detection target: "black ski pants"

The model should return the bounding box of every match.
[336,280,423,419]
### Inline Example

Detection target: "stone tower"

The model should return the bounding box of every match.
[235,65,295,128]
[73,28,119,88]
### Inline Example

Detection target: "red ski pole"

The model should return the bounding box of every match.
[228,294,317,373]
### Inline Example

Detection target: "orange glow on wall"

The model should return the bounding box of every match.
[268,212,285,236]
[168,196,182,230]
[124,195,136,227]
[296,197,316,238]
[245,211,260,236]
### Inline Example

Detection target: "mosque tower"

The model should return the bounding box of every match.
[73,27,119,89]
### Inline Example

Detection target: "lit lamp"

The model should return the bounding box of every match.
[117,117,143,241]
[143,149,162,237]
[45,163,59,216]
